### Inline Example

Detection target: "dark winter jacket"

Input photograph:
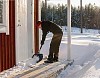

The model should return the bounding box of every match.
[41,21,63,45]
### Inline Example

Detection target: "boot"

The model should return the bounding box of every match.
[44,59,53,63]
[44,55,53,63]
[53,56,58,62]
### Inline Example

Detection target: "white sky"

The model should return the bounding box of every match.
[45,0,100,6]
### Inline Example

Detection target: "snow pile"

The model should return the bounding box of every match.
[82,58,100,78]
[58,45,100,78]
[57,65,82,78]
[66,65,82,75]
[0,55,39,78]
[57,50,100,78]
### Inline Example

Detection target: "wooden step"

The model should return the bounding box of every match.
[8,58,47,78]
[8,60,69,78]
[20,60,68,78]
[35,64,67,78]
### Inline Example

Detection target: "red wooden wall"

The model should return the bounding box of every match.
[34,0,39,53]
[0,0,39,72]
[0,0,15,72]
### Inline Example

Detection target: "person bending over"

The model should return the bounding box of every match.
[37,21,63,63]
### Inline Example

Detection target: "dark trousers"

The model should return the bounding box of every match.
[48,33,63,60]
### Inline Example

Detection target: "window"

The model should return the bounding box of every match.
[0,0,9,35]
[0,1,3,23]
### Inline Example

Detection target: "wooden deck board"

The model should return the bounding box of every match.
[8,60,69,78]
[21,60,68,78]
[8,58,47,78]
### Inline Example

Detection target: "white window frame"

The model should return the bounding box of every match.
[0,0,9,35]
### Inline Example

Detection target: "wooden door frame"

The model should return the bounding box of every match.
[34,0,39,53]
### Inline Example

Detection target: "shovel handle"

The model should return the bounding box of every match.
[38,44,43,53]
[40,45,42,50]
[32,44,43,58]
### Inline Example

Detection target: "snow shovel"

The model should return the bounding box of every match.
[32,45,43,63]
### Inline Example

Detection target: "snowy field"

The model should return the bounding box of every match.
[0,27,100,78]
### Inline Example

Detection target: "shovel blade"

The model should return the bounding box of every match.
[32,54,43,63]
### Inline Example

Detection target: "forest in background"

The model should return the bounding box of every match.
[41,1,100,29]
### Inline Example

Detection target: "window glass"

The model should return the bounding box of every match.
[0,1,3,23]
[0,0,9,35]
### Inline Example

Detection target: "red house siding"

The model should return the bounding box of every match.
[0,0,15,72]
[34,0,39,53]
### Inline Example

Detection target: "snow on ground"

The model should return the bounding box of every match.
[41,27,100,78]
[82,58,100,78]
[0,27,100,78]
[57,27,100,78]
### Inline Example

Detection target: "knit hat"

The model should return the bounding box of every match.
[37,21,42,27]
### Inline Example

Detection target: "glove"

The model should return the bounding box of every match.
[41,40,44,45]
